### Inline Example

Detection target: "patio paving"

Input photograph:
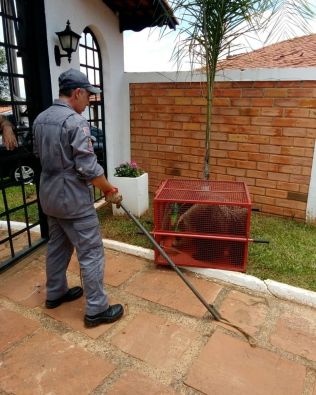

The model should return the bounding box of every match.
[0,245,315,395]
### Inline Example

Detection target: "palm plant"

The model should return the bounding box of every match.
[163,0,314,179]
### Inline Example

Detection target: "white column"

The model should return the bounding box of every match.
[306,140,316,223]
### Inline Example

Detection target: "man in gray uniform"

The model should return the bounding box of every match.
[33,68,123,327]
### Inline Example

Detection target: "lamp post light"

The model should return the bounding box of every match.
[54,20,81,66]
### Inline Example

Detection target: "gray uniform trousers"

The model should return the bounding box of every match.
[46,213,109,316]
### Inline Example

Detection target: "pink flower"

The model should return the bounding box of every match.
[130,161,137,168]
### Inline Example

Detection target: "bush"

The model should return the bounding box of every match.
[114,161,145,178]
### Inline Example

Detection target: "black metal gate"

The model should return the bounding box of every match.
[0,0,51,271]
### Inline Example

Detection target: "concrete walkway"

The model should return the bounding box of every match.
[0,245,315,395]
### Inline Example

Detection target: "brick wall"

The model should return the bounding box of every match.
[130,80,316,220]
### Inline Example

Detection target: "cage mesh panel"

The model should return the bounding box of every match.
[156,235,246,269]
[156,190,249,203]
[153,180,251,271]
[156,179,250,204]
[156,202,248,236]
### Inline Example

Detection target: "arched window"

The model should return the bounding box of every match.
[79,28,106,179]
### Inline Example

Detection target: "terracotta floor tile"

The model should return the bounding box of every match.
[0,265,46,307]
[43,298,118,339]
[67,253,80,275]
[0,330,115,395]
[0,307,39,352]
[67,250,145,287]
[270,306,316,361]
[185,331,306,395]
[112,312,198,369]
[107,369,180,394]
[219,290,269,335]
[125,268,222,317]
[105,251,145,286]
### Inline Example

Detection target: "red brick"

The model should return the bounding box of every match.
[231,98,251,107]
[228,134,248,142]
[252,98,274,106]
[227,168,246,177]
[264,88,288,97]
[288,88,314,97]
[260,126,282,136]
[260,145,281,154]
[217,88,242,97]
[281,146,305,156]
[251,117,274,126]
[266,189,288,198]
[228,151,249,160]
[282,128,307,137]
[235,176,256,186]
[213,97,231,106]
[257,162,279,172]
[278,165,301,174]
[236,160,257,170]
[256,179,277,188]
[289,174,310,184]
[284,108,310,117]
[242,88,263,97]
[246,169,268,179]
[294,137,315,147]
[239,143,259,152]
[180,169,199,178]
[158,97,175,105]
[268,172,290,182]
[276,198,306,211]
[248,186,266,196]
[261,108,284,116]
[262,204,285,216]
[252,195,276,205]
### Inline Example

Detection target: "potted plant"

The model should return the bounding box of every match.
[112,161,149,217]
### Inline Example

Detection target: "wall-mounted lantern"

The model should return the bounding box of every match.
[54,20,81,66]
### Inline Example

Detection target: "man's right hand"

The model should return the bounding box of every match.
[105,189,123,208]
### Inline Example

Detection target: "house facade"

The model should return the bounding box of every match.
[0,0,175,269]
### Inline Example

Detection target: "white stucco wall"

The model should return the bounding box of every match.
[43,0,130,180]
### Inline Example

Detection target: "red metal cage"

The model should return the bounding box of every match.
[153,179,252,272]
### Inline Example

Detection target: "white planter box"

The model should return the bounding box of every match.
[112,172,149,217]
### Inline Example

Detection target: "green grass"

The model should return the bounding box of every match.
[99,200,316,292]
[247,213,316,291]
[2,186,315,292]
[0,184,39,223]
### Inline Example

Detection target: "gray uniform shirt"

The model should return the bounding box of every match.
[33,100,104,219]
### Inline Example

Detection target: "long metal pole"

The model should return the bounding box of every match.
[120,203,222,321]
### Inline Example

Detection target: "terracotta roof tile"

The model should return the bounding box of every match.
[218,34,316,70]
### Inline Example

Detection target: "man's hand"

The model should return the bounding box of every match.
[3,125,17,150]
[105,188,122,208]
